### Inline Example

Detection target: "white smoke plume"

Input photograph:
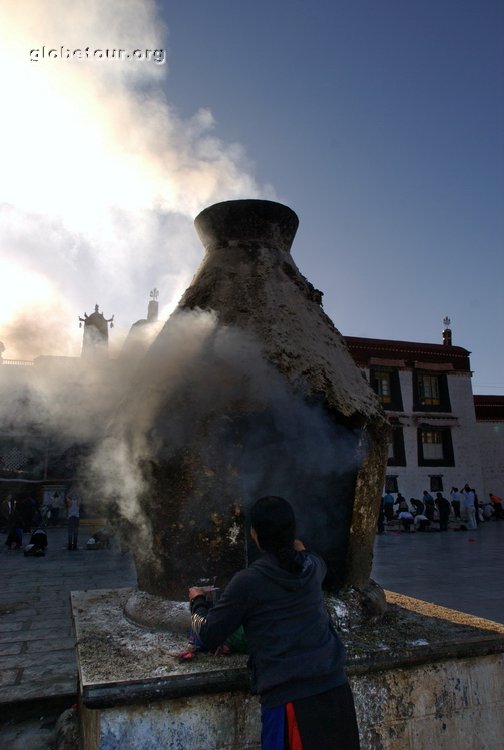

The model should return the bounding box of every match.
[84,309,366,563]
[0,0,274,360]
[0,1,359,570]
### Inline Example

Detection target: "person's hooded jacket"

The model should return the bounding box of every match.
[190,551,347,707]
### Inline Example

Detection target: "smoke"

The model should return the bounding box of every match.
[147,310,365,472]
[84,309,366,566]
[0,0,274,360]
[85,433,152,551]
[0,0,362,578]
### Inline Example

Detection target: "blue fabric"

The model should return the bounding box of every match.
[261,704,285,750]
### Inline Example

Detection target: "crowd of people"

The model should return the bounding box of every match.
[378,486,504,534]
[1,490,81,551]
[1,492,40,549]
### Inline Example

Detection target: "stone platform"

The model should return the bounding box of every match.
[72,588,504,750]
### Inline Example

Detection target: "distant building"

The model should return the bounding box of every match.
[79,304,114,359]
[474,395,504,498]
[344,321,501,499]
[0,355,85,503]
[1,302,118,503]
[120,289,162,362]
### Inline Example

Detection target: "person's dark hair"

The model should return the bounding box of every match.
[250,496,303,573]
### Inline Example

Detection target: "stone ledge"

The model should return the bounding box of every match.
[71,587,504,710]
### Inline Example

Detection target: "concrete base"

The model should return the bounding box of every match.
[80,691,261,750]
[352,652,504,749]
[72,589,504,750]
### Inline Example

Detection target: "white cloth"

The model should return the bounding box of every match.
[463,489,475,508]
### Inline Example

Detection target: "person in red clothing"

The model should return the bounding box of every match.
[189,496,360,750]
[489,493,504,520]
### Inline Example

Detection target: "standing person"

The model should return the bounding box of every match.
[19,494,34,532]
[5,500,23,549]
[462,484,477,530]
[50,491,62,526]
[449,487,462,520]
[189,496,361,750]
[474,489,482,525]
[1,493,13,532]
[66,494,80,550]
[435,492,451,531]
[423,491,436,522]
[383,491,395,522]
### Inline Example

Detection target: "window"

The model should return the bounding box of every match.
[387,426,406,466]
[430,475,443,492]
[421,431,443,459]
[417,374,440,405]
[385,475,398,493]
[370,368,403,411]
[417,428,454,466]
[413,371,451,412]
[373,371,391,404]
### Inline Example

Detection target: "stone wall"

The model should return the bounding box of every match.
[352,652,504,750]
[80,652,504,750]
[477,421,504,499]
[359,366,485,499]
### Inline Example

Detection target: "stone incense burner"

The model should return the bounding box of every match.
[115,199,389,624]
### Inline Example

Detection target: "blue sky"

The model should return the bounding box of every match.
[1,0,503,394]
[163,0,504,393]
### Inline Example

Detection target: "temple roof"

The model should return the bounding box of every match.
[473,395,504,421]
[344,336,471,372]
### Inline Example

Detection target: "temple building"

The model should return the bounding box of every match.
[344,321,502,501]
[0,301,120,508]
[79,305,114,359]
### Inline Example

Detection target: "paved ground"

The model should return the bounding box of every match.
[371,519,504,624]
[0,523,137,749]
[0,519,503,748]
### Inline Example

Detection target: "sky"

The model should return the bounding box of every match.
[0,0,503,394]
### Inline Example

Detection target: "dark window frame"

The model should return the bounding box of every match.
[370,368,404,412]
[417,427,455,467]
[385,475,399,493]
[430,475,444,492]
[387,426,406,466]
[413,371,451,412]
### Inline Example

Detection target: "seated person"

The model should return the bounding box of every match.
[398,510,414,532]
[414,513,431,532]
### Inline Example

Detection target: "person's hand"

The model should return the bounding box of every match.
[188,587,205,602]
[293,539,306,551]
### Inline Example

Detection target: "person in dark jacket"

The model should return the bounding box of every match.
[435,492,451,531]
[5,503,23,549]
[423,491,436,521]
[189,496,360,750]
